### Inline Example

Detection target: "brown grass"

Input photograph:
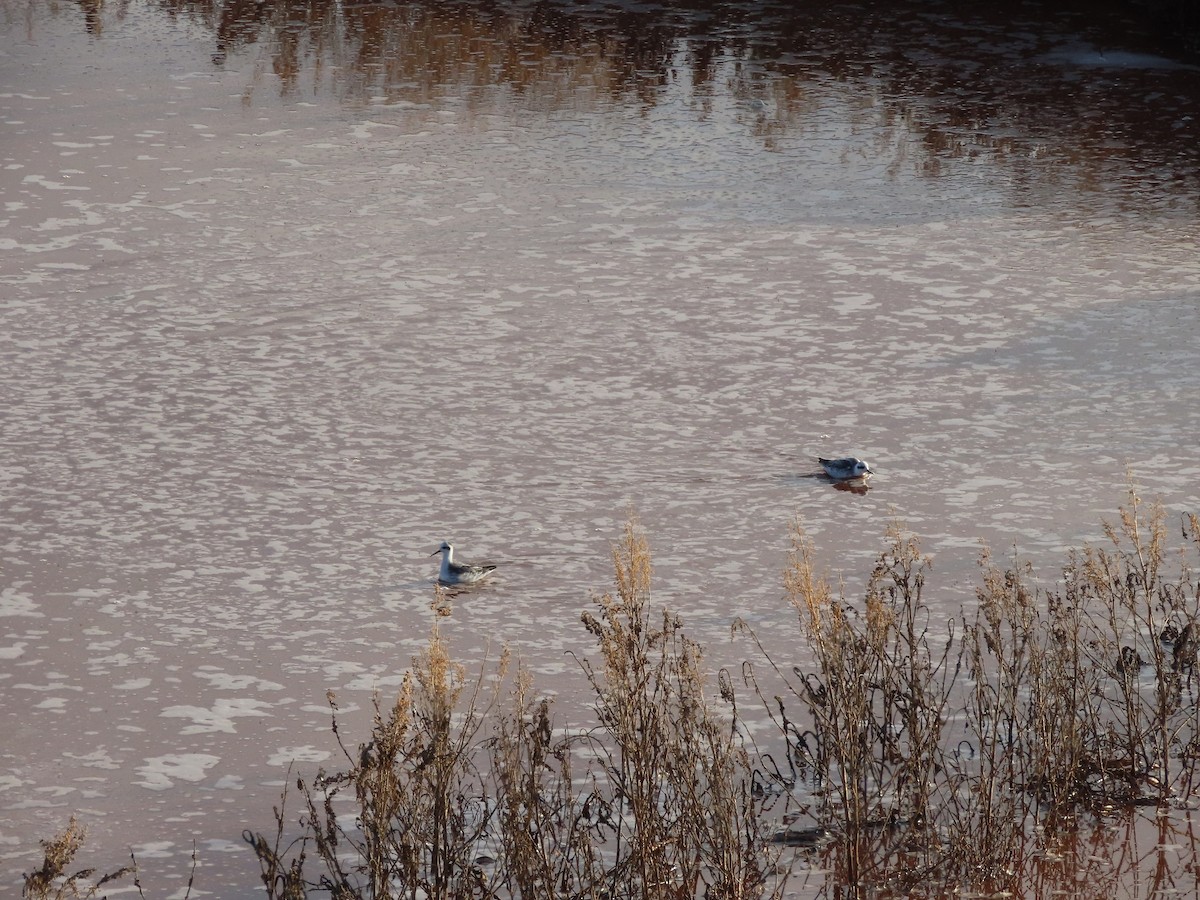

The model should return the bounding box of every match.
[26,487,1200,898]
[21,815,165,900]
[237,516,780,899]
[748,481,1200,895]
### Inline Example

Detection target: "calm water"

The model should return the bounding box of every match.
[3,0,1200,895]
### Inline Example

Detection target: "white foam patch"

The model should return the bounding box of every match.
[160,699,274,734]
[130,840,178,858]
[301,700,359,714]
[201,838,245,852]
[35,785,77,800]
[136,754,221,791]
[21,174,89,191]
[115,678,153,689]
[267,746,332,767]
[0,774,29,793]
[63,748,121,769]
[0,588,41,617]
[194,669,285,691]
[343,673,408,691]
[15,681,83,693]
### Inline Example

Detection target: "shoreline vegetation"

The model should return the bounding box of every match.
[23,485,1200,898]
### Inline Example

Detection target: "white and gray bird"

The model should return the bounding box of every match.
[430,541,497,586]
[818,456,874,480]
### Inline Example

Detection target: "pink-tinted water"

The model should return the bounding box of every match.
[2,0,1200,895]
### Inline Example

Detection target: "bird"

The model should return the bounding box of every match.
[818,456,874,480]
[430,541,497,586]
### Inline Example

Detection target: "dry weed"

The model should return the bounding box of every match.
[30,488,1200,899]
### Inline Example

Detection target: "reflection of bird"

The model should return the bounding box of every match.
[833,479,871,495]
[1117,645,1142,676]
[430,542,496,586]
[818,457,874,480]
[1172,623,1196,672]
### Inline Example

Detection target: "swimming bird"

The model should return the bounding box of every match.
[430,541,497,586]
[818,457,874,480]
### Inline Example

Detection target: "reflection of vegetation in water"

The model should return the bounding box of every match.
[189,0,681,109]
[206,2,1200,204]
[61,0,1187,205]
[27,488,1200,898]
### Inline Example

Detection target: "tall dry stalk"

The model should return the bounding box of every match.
[1059,484,1200,808]
[488,668,605,898]
[863,521,954,833]
[951,552,1039,886]
[247,595,502,900]
[777,519,955,890]
[579,516,780,900]
[242,523,782,900]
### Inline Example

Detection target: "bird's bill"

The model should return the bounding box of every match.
[429,548,442,557]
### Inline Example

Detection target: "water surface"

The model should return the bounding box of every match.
[2,0,1200,895]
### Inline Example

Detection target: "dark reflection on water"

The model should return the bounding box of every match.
[779,474,873,496]
[1022,807,1200,899]
[772,802,1200,897]
[831,478,870,496]
[46,0,1200,207]
[77,0,1196,209]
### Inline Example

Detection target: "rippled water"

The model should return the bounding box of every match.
[2,0,1200,895]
